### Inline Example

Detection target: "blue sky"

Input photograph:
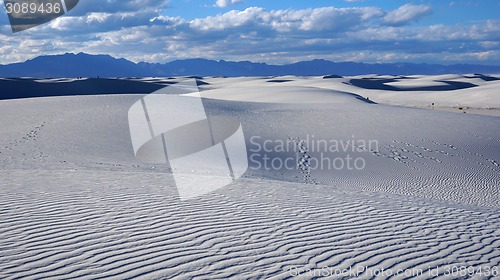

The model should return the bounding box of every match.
[0,0,499,65]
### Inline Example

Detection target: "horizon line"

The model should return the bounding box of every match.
[2,52,500,68]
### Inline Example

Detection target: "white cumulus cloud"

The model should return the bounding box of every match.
[215,0,244,8]
[382,4,431,26]
[0,3,498,66]
[190,6,383,32]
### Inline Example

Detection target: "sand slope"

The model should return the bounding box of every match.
[0,76,499,279]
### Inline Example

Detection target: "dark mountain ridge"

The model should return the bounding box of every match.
[1,52,499,77]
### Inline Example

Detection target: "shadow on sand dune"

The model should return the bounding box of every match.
[464,74,500,82]
[354,95,377,104]
[330,89,377,104]
[349,77,478,91]
[0,78,165,100]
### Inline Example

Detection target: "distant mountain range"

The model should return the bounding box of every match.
[1,53,499,77]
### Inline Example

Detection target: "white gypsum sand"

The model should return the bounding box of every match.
[0,76,499,279]
[194,74,500,115]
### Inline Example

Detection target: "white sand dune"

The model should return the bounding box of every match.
[190,86,369,104]
[0,76,499,279]
[188,74,500,115]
